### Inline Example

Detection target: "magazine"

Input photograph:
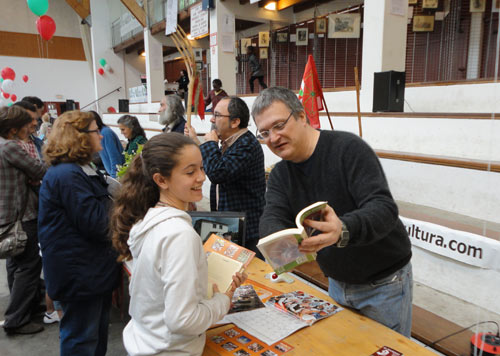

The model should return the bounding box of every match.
[204,234,255,298]
[223,290,343,345]
[257,201,327,275]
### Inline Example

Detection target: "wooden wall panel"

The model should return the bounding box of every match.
[0,31,85,61]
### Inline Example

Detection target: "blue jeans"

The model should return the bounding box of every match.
[328,262,413,337]
[59,293,112,356]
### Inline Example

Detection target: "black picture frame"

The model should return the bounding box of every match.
[188,211,247,246]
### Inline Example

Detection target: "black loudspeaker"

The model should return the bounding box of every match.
[118,99,129,113]
[65,99,76,111]
[372,70,405,112]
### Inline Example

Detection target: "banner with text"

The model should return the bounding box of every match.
[400,216,500,271]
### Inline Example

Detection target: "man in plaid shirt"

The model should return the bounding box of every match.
[185,97,266,256]
[13,101,43,161]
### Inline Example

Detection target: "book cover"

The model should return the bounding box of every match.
[257,201,327,275]
[204,234,256,298]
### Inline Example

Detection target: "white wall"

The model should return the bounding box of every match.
[0,55,94,106]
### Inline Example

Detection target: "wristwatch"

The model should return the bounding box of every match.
[336,221,349,248]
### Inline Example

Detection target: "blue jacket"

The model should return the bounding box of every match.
[38,163,119,301]
[99,126,124,178]
[31,134,43,157]
[200,130,266,242]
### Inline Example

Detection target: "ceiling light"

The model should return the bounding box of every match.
[140,50,146,57]
[264,1,277,11]
[187,33,194,40]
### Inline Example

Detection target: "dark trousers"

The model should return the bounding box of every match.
[245,238,264,261]
[59,293,112,356]
[249,75,267,93]
[4,219,42,329]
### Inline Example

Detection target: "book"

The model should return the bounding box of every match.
[204,234,256,298]
[222,290,343,345]
[206,325,294,356]
[257,201,328,275]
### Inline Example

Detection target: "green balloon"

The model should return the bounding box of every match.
[27,0,49,16]
[7,102,13,107]
[0,78,3,82]
[99,58,107,67]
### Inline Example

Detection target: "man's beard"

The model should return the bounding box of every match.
[159,108,179,126]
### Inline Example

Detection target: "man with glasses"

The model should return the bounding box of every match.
[252,87,413,337]
[185,96,266,256]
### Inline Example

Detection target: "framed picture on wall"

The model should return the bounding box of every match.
[328,13,361,38]
[259,47,268,59]
[493,0,500,12]
[296,28,309,46]
[408,0,417,4]
[470,0,486,12]
[194,48,203,61]
[422,0,438,8]
[259,31,270,47]
[240,38,251,53]
[276,32,288,43]
[315,18,327,34]
[413,15,435,31]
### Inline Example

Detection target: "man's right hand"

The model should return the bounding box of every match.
[184,125,201,145]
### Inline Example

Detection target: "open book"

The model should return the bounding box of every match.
[257,201,327,275]
[204,234,255,298]
[223,290,343,345]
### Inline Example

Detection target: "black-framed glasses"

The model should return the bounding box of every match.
[79,128,100,134]
[213,112,232,120]
[256,111,294,140]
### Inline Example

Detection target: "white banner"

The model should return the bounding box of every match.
[400,216,500,271]
[190,3,208,39]
[165,0,177,36]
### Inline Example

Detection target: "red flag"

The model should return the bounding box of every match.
[191,74,205,120]
[298,55,324,128]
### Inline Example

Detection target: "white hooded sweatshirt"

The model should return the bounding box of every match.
[123,206,230,356]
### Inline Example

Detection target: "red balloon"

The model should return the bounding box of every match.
[22,75,29,83]
[36,15,56,41]
[11,94,17,102]
[2,92,10,99]
[107,106,116,113]
[98,68,105,76]
[1,67,15,81]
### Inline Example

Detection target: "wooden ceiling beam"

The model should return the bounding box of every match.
[120,0,146,27]
[65,0,90,20]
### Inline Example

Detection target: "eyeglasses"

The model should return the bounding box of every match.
[213,112,232,120]
[256,111,294,140]
[79,129,100,134]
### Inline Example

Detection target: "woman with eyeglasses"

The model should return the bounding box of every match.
[38,111,120,356]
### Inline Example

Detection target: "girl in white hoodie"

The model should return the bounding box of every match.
[110,133,245,356]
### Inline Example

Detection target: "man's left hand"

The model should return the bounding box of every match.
[204,130,219,142]
[298,205,342,253]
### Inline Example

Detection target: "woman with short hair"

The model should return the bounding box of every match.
[117,114,147,155]
[38,110,119,356]
[0,106,46,335]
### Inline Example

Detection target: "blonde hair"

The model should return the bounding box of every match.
[43,110,95,166]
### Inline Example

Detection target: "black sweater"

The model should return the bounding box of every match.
[260,130,411,284]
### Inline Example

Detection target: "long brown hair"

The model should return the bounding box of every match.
[43,110,95,166]
[110,133,198,261]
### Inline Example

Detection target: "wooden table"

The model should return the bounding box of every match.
[204,258,437,356]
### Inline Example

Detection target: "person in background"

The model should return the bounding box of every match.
[13,101,43,159]
[110,133,245,356]
[176,69,189,100]
[38,113,52,141]
[158,95,187,134]
[252,87,413,337]
[0,106,46,335]
[90,111,124,178]
[21,96,45,129]
[204,79,228,113]
[185,97,266,256]
[117,115,147,155]
[38,110,119,355]
[236,46,267,93]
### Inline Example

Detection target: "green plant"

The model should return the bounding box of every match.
[116,144,144,179]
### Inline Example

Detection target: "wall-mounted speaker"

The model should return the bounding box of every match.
[372,70,405,112]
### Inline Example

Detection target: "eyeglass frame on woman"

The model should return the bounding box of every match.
[255,111,294,140]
